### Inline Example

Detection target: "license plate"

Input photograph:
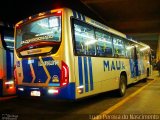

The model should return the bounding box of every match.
[30,91,41,96]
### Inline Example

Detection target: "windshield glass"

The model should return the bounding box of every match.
[16,15,61,49]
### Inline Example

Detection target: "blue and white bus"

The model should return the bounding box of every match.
[14,8,151,100]
[0,25,16,96]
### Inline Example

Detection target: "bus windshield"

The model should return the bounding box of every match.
[15,15,61,50]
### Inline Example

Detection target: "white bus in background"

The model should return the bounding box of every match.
[14,8,151,100]
[0,25,16,96]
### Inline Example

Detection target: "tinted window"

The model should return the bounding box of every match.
[16,16,61,49]
[113,37,125,57]
[126,42,134,58]
[95,29,113,56]
[73,20,96,56]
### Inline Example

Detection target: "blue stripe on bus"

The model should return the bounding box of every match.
[88,57,93,91]
[42,57,61,85]
[78,56,83,87]
[129,59,135,78]
[84,57,89,92]
[33,58,48,83]
[22,59,32,83]
[72,10,77,18]
[6,51,12,80]
[135,59,139,76]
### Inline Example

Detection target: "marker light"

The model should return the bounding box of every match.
[16,24,21,29]
[77,89,83,94]
[38,12,45,16]
[9,86,13,89]
[57,10,62,14]
[18,88,24,91]
[77,86,84,94]
[48,89,59,94]
[5,81,14,85]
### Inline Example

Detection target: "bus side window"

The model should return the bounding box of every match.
[95,29,113,56]
[126,42,134,58]
[113,37,125,57]
[73,20,96,56]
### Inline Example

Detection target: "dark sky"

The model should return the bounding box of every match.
[0,0,100,25]
[0,0,66,24]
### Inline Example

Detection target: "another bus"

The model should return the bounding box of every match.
[14,8,151,100]
[0,25,16,96]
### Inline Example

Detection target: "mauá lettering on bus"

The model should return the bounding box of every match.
[103,60,125,71]
[38,60,59,66]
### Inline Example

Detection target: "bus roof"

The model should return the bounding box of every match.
[15,7,149,48]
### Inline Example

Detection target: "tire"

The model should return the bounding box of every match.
[117,75,127,97]
[142,78,147,83]
[147,69,149,77]
[143,68,149,83]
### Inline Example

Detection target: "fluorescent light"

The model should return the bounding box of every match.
[85,40,97,45]
[140,46,150,51]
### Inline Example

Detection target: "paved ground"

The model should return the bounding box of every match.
[0,71,159,120]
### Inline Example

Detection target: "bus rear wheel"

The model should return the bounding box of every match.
[117,74,127,97]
